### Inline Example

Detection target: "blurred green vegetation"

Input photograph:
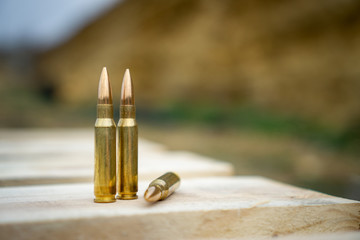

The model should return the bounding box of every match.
[138,101,360,156]
[3,83,359,156]
[0,85,93,127]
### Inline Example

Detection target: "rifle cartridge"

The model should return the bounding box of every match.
[117,69,138,200]
[144,172,181,202]
[94,67,116,203]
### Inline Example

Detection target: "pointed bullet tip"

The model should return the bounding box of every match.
[124,68,131,80]
[98,67,112,104]
[144,186,161,202]
[121,68,135,105]
[100,67,107,78]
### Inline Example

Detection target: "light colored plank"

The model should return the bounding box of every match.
[0,129,234,185]
[272,232,360,240]
[0,176,358,239]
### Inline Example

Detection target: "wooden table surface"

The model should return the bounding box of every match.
[0,128,234,186]
[0,129,359,239]
[0,176,359,239]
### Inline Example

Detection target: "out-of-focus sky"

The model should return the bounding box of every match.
[0,0,120,51]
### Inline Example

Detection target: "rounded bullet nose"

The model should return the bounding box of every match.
[144,186,161,202]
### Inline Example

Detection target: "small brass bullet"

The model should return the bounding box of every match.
[94,67,116,203]
[144,172,181,202]
[117,69,138,200]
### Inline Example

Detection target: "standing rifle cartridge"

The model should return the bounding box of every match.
[94,67,116,203]
[117,69,138,200]
[144,172,181,202]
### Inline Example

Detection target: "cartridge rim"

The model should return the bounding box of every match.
[117,194,138,200]
[94,196,116,203]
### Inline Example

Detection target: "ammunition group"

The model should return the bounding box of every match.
[94,68,180,203]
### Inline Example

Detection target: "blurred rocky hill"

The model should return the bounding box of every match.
[33,0,360,129]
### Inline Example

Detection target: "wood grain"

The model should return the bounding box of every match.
[0,129,234,186]
[0,176,358,239]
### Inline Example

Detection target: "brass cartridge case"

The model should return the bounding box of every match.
[94,104,116,203]
[144,172,180,202]
[117,105,138,199]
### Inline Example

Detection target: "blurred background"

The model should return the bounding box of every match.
[0,0,359,199]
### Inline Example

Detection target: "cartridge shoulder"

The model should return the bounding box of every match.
[117,118,137,127]
[95,118,116,127]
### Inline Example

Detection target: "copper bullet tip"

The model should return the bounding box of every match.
[144,186,161,202]
[121,68,135,105]
[97,67,113,104]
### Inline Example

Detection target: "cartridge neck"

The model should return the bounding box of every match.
[120,105,136,118]
[97,104,114,118]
